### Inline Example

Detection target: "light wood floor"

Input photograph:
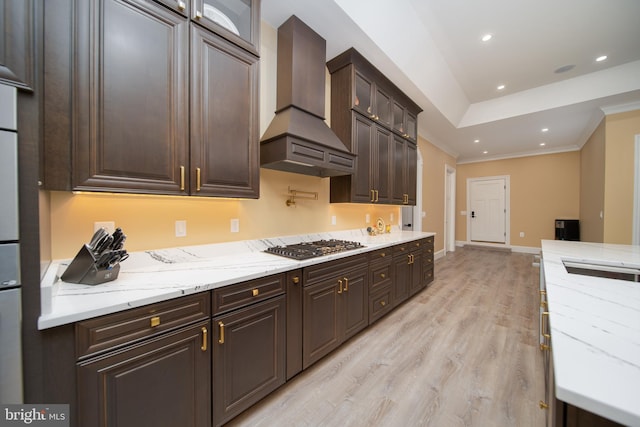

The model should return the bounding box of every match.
[229,247,545,427]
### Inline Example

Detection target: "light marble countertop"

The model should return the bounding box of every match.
[38,228,434,330]
[541,240,640,427]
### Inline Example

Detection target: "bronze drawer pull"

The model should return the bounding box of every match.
[150,316,160,327]
[292,276,300,284]
[252,289,259,297]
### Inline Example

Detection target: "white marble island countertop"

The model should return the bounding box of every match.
[541,240,640,427]
[39,229,434,330]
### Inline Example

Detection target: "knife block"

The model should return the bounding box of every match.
[61,244,121,285]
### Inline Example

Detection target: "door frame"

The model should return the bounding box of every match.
[633,134,640,245]
[444,164,456,254]
[466,175,510,246]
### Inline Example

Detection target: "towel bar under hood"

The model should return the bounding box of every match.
[260,15,356,178]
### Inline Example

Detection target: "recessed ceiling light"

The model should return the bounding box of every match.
[554,64,575,74]
[474,139,480,143]
[596,55,608,62]
[541,128,549,132]
[481,34,492,42]
[540,142,546,147]
[497,85,505,90]
[483,150,488,154]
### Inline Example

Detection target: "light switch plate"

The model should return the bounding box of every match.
[365,214,370,223]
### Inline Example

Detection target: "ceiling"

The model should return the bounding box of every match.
[261,0,640,163]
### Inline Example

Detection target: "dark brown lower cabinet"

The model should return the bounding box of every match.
[77,320,211,427]
[212,296,286,427]
[302,260,368,369]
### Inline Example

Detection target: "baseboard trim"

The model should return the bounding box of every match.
[455,240,541,255]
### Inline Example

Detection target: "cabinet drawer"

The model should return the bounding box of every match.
[369,286,393,324]
[303,254,368,286]
[76,292,210,359]
[370,262,392,293]
[213,273,285,315]
[408,239,425,250]
[393,243,409,256]
[368,248,392,263]
[424,267,434,285]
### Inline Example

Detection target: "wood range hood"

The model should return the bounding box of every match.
[260,15,356,178]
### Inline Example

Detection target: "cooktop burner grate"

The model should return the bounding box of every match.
[264,239,365,260]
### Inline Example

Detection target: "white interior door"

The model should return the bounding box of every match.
[469,178,506,243]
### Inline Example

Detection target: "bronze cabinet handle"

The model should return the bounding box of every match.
[196,167,201,192]
[343,277,349,292]
[218,321,225,344]
[201,326,208,352]
[337,279,343,294]
[180,166,185,191]
[177,1,186,10]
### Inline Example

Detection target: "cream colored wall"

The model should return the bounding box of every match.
[579,119,605,243]
[455,152,581,248]
[603,109,640,244]
[418,137,456,253]
[46,21,399,259]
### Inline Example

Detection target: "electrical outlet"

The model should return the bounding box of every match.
[230,219,240,233]
[519,232,525,238]
[365,214,370,223]
[331,215,337,225]
[175,220,187,237]
[94,221,115,234]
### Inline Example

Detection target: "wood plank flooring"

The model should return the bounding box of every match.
[229,247,545,427]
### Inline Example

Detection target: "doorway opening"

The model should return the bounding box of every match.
[633,134,640,245]
[444,164,456,254]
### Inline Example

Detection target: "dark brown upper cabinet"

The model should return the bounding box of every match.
[330,114,393,204]
[190,25,259,198]
[42,0,259,198]
[0,0,35,91]
[328,48,422,205]
[191,0,260,56]
[354,71,392,128]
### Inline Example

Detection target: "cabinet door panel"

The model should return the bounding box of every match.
[213,296,285,426]
[393,255,410,307]
[74,0,188,193]
[0,0,35,90]
[351,114,374,202]
[374,125,392,203]
[303,280,341,369]
[77,321,210,427]
[342,267,368,340]
[409,249,424,296]
[406,142,417,205]
[191,26,259,198]
[391,135,406,204]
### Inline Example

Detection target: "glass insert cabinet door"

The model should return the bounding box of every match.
[192,0,260,55]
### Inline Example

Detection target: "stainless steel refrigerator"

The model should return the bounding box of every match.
[0,82,23,403]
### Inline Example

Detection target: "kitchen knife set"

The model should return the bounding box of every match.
[88,227,129,269]
[61,227,129,285]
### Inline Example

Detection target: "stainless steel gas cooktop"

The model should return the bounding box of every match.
[264,239,365,260]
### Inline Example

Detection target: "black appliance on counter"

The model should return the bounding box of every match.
[265,239,365,260]
[555,219,580,241]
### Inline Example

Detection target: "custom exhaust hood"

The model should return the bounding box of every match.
[260,15,356,177]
